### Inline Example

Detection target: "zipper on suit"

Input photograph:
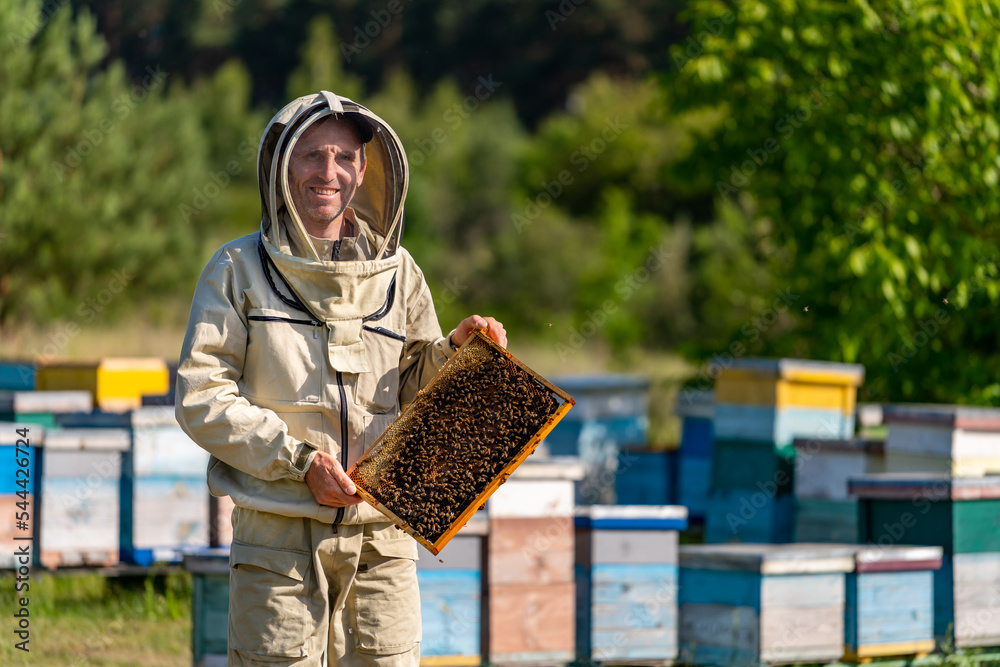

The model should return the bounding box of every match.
[362,325,406,342]
[247,315,320,326]
[335,370,348,526]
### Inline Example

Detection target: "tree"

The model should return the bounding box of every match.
[669,0,1000,403]
[286,14,363,102]
[0,1,213,330]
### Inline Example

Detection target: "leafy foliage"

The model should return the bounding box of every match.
[670,0,1000,403]
[5,0,998,408]
[0,1,213,326]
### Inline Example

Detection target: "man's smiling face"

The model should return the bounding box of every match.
[287,117,367,236]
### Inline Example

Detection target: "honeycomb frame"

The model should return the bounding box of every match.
[347,330,575,554]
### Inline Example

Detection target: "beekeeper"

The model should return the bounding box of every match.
[175,91,506,667]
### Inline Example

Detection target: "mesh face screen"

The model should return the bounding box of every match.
[349,332,570,547]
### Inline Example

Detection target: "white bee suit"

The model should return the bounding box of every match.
[176,91,456,666]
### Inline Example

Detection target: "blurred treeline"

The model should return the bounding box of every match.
[2,0,1000,405]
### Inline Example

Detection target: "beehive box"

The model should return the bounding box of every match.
[485,460,578,665]
[575,505,688,664]
[544,375,649,505]
[418,516,487,666]
[348,331,574,555]
[850,474,1000,648]
[793,499,859,544]
[127,407,211,564]
[883,404,1000,477]
[36,357,169,412]
[678,543,856,667]
[0,423,39,569]
[676,390,713,521]
[844,545,942,661]
[614,449,676,505]
[706,438,797,544]
[0,361,35,391]
[707,359,864,546]
[0,390,93,428]
[57,408,212,565]
[715,358,864,413]
[183,549,230,667]
[713,359,863,448]
[946,552,1000,649]
[792,437,885,543]
[705,489,795,544]
[36,427,130,568]
[794,438,886,501]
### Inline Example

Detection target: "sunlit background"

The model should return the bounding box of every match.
[2,0,1000,664]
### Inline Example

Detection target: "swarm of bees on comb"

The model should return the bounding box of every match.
[348,331,573,553]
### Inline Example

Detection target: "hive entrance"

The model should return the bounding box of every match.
[348,332,574,553]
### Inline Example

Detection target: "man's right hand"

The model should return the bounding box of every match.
[304,450,364,507]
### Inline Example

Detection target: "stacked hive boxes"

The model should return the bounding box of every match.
[36,357,169,412]
[0,423,38,569]
[58,406,212,565]
[183,550,230,667]
[545,375,649,504]
[574,505,687,664]
[678,543,856,666]
[418,517,487,665]
[676,389,713,522]
[850,474,1000,649]
[883,405,1000,476]
[843,545,942,660]
[484,461,579,665]
[128,406,211,564]
[0,390,92,427]
[707,358,864,543]
[36,427,130,568]
[792,437,884,543]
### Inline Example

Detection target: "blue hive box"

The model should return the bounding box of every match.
[679,542,856,667]
[545,375,650,505]
[844,545,941,661]
[614,449,676,505]
[575,505,688,664]
[417,517,486,665]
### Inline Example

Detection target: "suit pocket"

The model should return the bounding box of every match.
[244,307,323,404]
[228,541,323,659]
[355,327,405,413]
[350,536,421,655]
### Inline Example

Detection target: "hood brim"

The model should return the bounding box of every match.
[257,91,408,262]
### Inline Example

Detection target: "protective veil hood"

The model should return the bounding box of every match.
[256,91,409,374]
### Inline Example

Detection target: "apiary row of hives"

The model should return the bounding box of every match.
[601,356,1000,661]
[0,384,232,569]
[184,464,691,667]
[10,349,1000,665]
[184,480,1000,667]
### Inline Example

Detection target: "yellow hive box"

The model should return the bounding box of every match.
[715,358,864,416]
[36,358,169,412]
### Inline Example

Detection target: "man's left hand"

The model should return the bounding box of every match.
[451,315,507,349]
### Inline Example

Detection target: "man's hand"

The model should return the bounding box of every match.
[451,315,507,349]
[304,450,363,507]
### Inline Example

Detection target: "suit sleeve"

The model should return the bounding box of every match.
[396,250,455,409]
[174,247,316,482]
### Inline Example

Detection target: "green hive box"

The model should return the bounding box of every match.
[183,551,230,667]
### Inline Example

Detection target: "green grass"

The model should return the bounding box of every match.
[0,571,191,666]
